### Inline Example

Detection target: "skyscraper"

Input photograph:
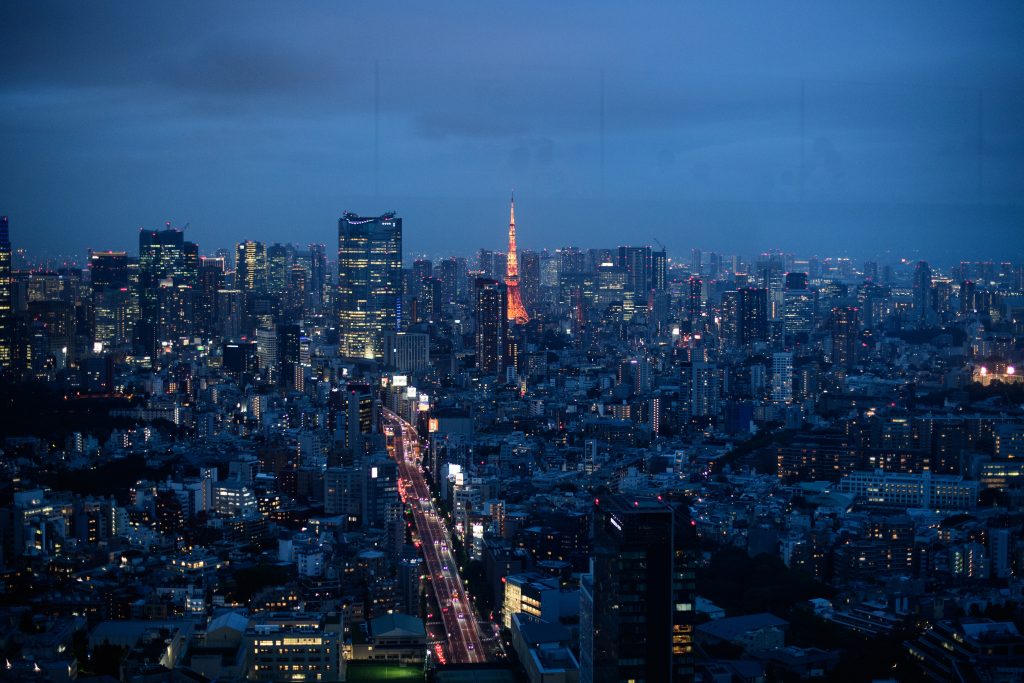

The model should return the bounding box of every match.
[277,323,305,392]
[89,251,131,350]
[617,245,652,303]
[337,211,402,360]
[235,240,268,293]
[267,243,290,295]
[652,249,668,292]
[830,306,860,369]
[505,195,529,324]
[738,287,768,348]
[137,225,188,355]
[519,250,541,313]
[0,216,11,369]
[686,276,702,321]
[581,495,695,683]
[475,278,507,376]
[913,260,932,324]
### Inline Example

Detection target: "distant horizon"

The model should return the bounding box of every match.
[5,194,1021,270]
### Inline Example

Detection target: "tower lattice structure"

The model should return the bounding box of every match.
[505,193,529,324]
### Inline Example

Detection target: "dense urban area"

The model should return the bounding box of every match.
[0,202,1022,683]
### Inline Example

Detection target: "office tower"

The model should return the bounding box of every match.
[581,496,695,683]
[691,248,702,275]
[383,330,430,372]
[830,306,860,369]
[235,240,268,293]
[362,455,400,529]
[785,271,808,291]
[417,277,441,324]
[410,258,432,302]
[783,273,815,342]
[328,383,374,460]
[772,352,794,402]
[652,249,667,292]
[617,245,652,303]
[288,263,307,315]
[137,225,187,355]
[505,195,529,324]
[719,291,740,349]
[595,262,626,308]
[690,361,719,417]
[738,287,768,348]
[686,276,702,320]
[863,261,878,282]
[197,257,225,338]
[88,251,131,350]
[435,257,460,306]
[959,280,976,316]
[183,241,199,285]
[308,243,327,311]
[520,249,541,312]
[0,217,12,368]
[337,211,403,360]
[707,251,722,279]
[89,250,129,289]
[912,260,932,324]
[216,289,245,340]
[475,278,507,375]
[266,243,290,295]
[278,323,305,391]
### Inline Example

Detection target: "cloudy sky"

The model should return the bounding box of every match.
[2,2,1023,263]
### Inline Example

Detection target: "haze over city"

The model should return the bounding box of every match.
[3,2,1024,261]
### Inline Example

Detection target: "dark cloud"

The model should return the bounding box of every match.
[1,1,1023,262]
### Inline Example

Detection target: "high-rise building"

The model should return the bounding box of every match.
[617,245,652,303]
[475,278,507,376]
[830,306,860,369]
[772,352,794,402]
[308,243,328,311]
[197,257,225,338]
[267,243,290,295]
[236,240,268,293]
[652,249,668,292]
[783,275,815,342]
[337,212,403,360]
[581,496,695,683]
[686,276,702,321]
[913,261,932,324]
[278,323,305,392]
[88,251,132,350]
[0,216,12,368]
[690,362,719,417]
[738,287,768,348]
[137,225,188,355]
[519,250,541,312]
[959,280,976,316]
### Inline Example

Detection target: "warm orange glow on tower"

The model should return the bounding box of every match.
[505,192,529,324]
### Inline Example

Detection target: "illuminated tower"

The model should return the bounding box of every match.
[505,194,529,324]
[337,211,402,360]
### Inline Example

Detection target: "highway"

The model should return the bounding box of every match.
[382,408,486,665]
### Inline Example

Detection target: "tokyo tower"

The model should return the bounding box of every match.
[505,192,529,324]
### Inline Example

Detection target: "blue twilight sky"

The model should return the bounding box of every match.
[2,1,1023,264]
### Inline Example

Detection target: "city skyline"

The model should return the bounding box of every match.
[2,5,1024,682]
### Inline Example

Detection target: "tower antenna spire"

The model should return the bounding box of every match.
[505,191,529,324]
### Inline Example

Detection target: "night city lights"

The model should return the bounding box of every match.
[1,3,1024,682]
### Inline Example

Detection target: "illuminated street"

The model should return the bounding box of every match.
[382,408,486,665]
